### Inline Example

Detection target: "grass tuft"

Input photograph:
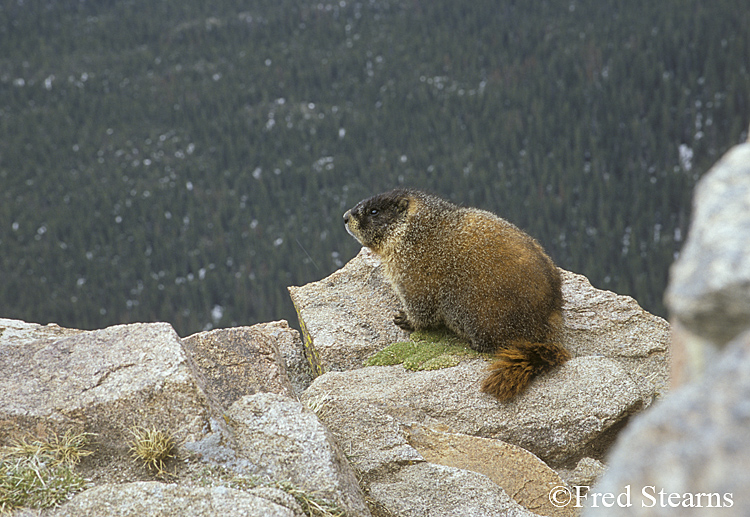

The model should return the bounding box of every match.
[273,480,345,517]
[229,475,345,517]
[127,426,177,476]
[0,430,92,514]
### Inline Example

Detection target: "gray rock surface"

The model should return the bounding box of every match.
[226,392,370,517]
[304,355,649,468]
[305,388,423,478]
[51,481,296,517]
[182,323,297,410]
[582,329,750,516]
[288,247,409,373]
[665,140,750,347]
[0,319,211,451]
[253,320,312,395]
[367,463,541,517]
[0,318,82,345]
[405,425,575,517]
[557,457,607,490]
[560,270,671,397]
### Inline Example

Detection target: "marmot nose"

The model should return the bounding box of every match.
[343,210,351,223]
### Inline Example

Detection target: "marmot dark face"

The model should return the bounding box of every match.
[343,189,411,252]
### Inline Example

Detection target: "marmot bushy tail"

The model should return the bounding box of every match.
[343,188,571,401]
[482,338,572,400]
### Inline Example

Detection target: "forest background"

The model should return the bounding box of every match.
[1,0,748,336]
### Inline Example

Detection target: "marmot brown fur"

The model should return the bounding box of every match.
[343,188,570,401]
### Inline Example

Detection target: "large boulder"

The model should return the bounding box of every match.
[1,318,369,516]
[582,329,750,516]
[303,356,648,468]
[181,323,297,410]
[292,250,670,516]
[292,253,670,459]
[225,392,370,517]
[559,270,670,397]
[585,138,750,516]
[288,248,409,373]
[0,319,212,460]
[664,140,750,349]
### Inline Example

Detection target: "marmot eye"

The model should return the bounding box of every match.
[370,208,379,216]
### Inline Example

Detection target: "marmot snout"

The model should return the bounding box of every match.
[344,188,571,401]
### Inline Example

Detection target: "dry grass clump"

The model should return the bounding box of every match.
[127,426,177,476]
[193,466,345,517]
[226,474,345,517]
[0,430,93,514]
[273,480,345,517]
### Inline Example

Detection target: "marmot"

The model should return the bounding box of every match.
[343,188,570,401]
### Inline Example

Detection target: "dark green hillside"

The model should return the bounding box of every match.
[1,0,748,335]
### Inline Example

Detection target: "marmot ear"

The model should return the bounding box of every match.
[398,198,410,212]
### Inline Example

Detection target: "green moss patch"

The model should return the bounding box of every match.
[365,330,485,371]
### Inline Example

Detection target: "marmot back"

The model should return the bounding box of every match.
[344,188,570,401]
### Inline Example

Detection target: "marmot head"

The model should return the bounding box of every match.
[343,189,414,253]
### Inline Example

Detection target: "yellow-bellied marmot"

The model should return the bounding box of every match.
[343,188,570,401]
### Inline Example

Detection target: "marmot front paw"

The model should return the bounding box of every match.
[393,310,415,332]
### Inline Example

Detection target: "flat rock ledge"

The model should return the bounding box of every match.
[0,318,368,517]
[1,250,670,516]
